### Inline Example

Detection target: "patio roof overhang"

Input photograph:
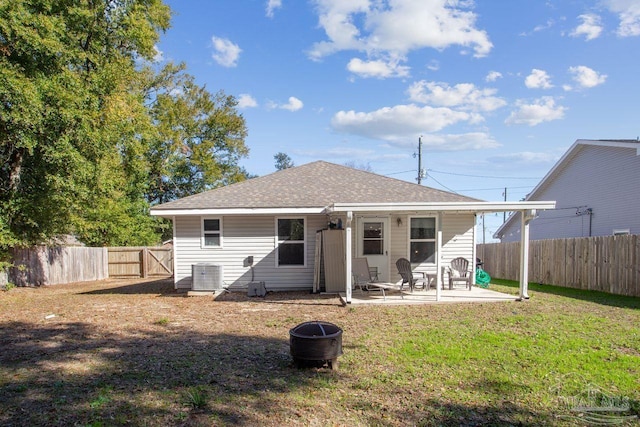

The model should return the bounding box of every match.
[328,200,556,213]
[150,201,556,218]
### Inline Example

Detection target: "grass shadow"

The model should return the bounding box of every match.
[0,320,326,426]
[80,278,176,295]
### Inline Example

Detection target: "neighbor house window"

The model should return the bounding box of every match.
[276,218,305,266]
[409,217,436,264]
[202,218,222,248]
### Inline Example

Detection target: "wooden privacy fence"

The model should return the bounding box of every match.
[7,246,173,286]
[9,246,109,287]
[108,247,173,278]
[478,235,640,297]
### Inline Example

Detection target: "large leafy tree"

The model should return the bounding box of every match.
[0,1,249,251]
[144,63,249,205]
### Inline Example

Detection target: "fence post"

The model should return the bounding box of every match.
[141,247,149,278]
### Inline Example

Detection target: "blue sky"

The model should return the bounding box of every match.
[156,0,640,241]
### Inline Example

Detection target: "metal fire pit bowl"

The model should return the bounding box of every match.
[289,321,343,369]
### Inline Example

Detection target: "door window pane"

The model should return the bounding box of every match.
[362,221,384,255]
[363,240,383,255]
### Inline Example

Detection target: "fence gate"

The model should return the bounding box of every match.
[108,247,173,278]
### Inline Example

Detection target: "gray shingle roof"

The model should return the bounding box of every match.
[152,160,481,211]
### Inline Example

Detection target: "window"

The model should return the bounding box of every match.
[277,218,305,266]
[202,218,222,248]
[409,217,436,264]
[362,221,384,255]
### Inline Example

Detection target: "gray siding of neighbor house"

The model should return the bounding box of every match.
[499,145,640,242]
[174,212,476,291]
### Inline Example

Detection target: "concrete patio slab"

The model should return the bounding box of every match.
[339,285,516,305]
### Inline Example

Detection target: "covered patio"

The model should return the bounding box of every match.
[329,201,556,304]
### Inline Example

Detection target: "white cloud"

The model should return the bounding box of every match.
[278,96,304,111]
[331,104,472,142]
[266,0,282,18]
[211,36,242,67]
[570,14,603,40]
[485,71,503,82]
[347,57,410,78]
[426,60,440,71]
[407,81,507,112]
[237,94,258,109]
[152,45,164,62]
[486,151,558,164]
[505,97,566,126]
[568,65,607,88]
[308,0,492,76]
[525,69,553,89]
[604,0,640,37]
[418,132,501,151]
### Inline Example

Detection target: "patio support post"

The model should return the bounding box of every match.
[345,211,353,304]
[518,209,535,300]
[436,230,442,301]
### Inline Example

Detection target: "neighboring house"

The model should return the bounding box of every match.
[495,139,640,242]
[150,161,553,302]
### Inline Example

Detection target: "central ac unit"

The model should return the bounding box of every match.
[191,263,224,291]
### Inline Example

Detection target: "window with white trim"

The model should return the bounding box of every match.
[409,217,436,264]
[202,218,222,248]
[276,217,305,266]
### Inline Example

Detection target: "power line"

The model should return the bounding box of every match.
[456,186,533,192]
[428,169,541,180]
[425,171,458,193]
[384,169,415,176]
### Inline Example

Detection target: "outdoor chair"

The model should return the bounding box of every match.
[395,258,430,292]
[447,257,473,290]
[352,257,403,300]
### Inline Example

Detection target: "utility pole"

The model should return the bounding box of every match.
[416,136,424,184]
[503,187,507,222]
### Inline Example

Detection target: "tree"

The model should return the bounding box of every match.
[344,161,374,172]
[144,63,249,205]
[274,152,294,170]
[0,1,252,254]
[0,1,169,253]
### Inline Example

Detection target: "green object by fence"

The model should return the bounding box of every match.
[476,268,491,288]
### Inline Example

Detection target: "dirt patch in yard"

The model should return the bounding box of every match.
[0,278,356,426]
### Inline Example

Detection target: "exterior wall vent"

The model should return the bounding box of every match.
[191,263,224,291]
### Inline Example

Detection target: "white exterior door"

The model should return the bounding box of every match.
[358,217,390,281]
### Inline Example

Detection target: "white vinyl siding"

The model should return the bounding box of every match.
[499,144,640,242]
[173,212,475,291]
[173,214,325,290]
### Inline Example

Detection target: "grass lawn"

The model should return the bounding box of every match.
[1,278,638,426]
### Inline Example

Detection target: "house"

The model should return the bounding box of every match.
[150,161,554,302]
[495,139,640,242]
